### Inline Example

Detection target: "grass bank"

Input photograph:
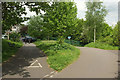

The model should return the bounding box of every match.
[2,39,23,62]
[34,40,80,72]
[85,42,118,50]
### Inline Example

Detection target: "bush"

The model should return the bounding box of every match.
[97,36,113,45]
[9,32,21,42]
[85,42,118,50]
[34,40,80,71]
[2,39,23,62]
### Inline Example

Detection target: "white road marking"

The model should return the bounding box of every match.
[38,63,42,68]
[42,71,58,78]
[43,74,49,78]
[50,75,53,78]
[50,71,55,74]
[28,60,42,68]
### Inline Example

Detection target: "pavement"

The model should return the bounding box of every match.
[2,44,118,78]
[2,43,55,78]
[53,47,118,78]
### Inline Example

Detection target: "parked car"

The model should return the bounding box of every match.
[22,36,37,43]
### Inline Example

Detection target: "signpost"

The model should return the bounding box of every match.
[68,36,71,44]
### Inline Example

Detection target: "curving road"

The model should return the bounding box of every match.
[53,47,118,78]
[2,44,118,78]
[2,43,55,78]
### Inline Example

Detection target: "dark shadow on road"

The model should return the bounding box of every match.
[2,43,46,78]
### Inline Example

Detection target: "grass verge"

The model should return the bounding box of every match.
[34,40,80,72]
[84,42,118,50]
[2,39,23,62]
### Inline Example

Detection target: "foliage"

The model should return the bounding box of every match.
[113,24,119,46]
[25,2,50,15]
[2,2,28,33]
[85,42,118,50]
[28,15,45,38]
[64,39,82,46]
[44,2,77,44]
[85,1,107,42]
[100,23,113,37]
[97,36,113,45]
[9,32,21,42]
[34,40,80,71]
[2,39,23,62]
[70,18,84,41]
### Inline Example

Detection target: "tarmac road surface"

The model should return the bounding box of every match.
[53,47,118,78]
[2,43,55,78]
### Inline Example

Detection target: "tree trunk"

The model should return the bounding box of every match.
[94,25,96,43]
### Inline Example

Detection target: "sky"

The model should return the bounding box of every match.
[75,0,119,27]
[22,0,120,27]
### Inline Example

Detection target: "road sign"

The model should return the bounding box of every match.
[68,36,71,40]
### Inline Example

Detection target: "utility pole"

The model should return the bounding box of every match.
[94,25,96,43]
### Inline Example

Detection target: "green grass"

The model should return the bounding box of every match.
[2,39,23,62]
[84,42,119,50]
[34,40,80,72]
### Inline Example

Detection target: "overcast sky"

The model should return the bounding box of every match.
[22,0,120,27]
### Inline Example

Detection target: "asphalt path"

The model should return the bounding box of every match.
[2,43,55,78]
[2,43,118,78]
[53,47,118,78]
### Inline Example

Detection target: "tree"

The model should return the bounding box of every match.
[25,2,50,15]
[100,23,113,37]
[113,23,119,46]
[20,25,28,36]
[28,15,45,39]
[44,2,77,44]
[2,2,28,33]
[85,0,107,43]
[70,18,84,41]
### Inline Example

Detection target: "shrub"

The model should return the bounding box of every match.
[9,32,21,42]
[34,40,80,71]
[85,42,118,50]
[97,36,113,45]
[2,39,23,62]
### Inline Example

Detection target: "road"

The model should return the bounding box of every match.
[2,43,55,78]
[53,47,118,78]
[2,44,118,78]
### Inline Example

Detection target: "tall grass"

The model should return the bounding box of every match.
[34,40,80,71]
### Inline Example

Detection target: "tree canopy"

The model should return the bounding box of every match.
[2,2,28,33]
[85,1,107,43]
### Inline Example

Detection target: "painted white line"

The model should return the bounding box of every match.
[31,60,38,65]
[27,60,42,68]
[50,71,55,74]
[50,75,53,78]
[43,74,49,78]
[28,66,40,68]
[38,63,42,68]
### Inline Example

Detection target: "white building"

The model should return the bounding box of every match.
[11,24,21,33]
